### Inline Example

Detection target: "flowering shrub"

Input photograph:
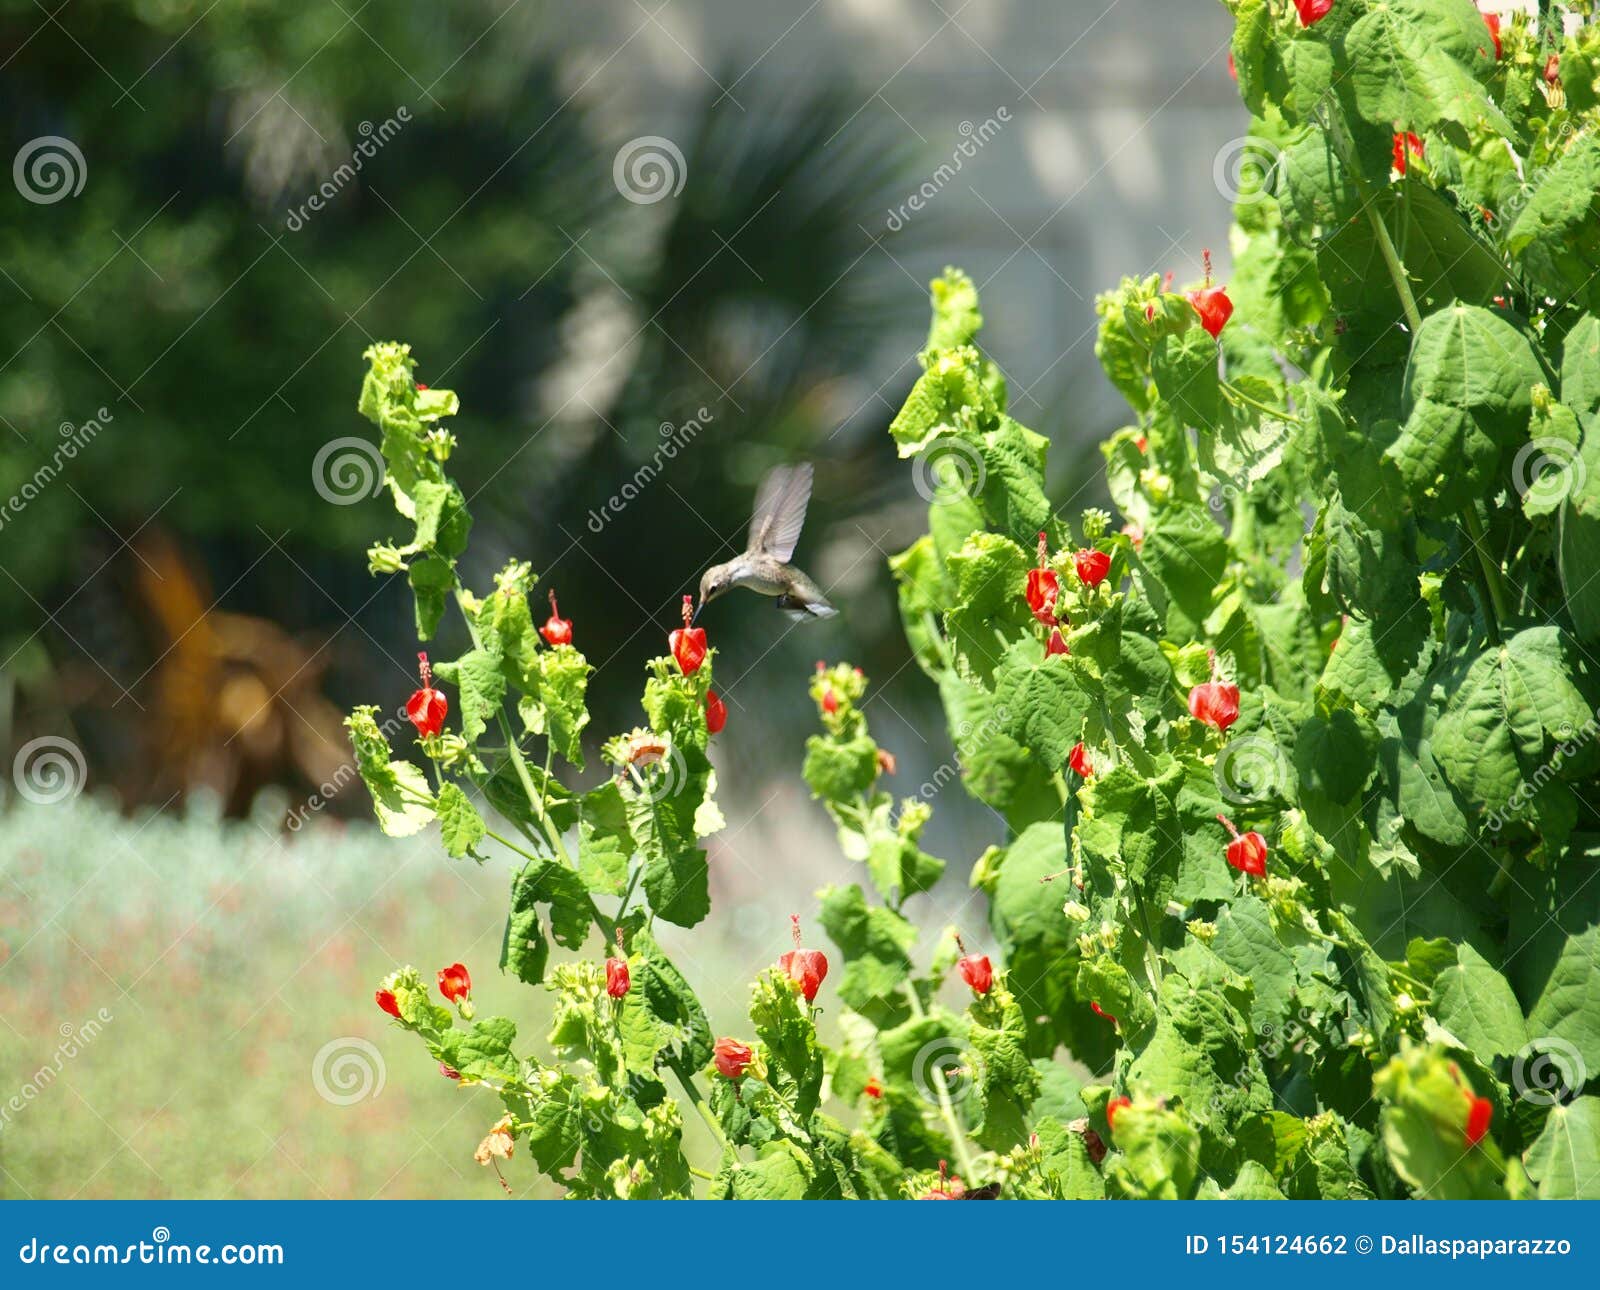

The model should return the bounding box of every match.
[351,0,1600,1199]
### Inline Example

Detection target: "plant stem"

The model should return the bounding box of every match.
[1220,380,1293,421]
[688,1165,715,1181]
[670,1058,731,1153]
[1364,190,1424,334]
[1460,503,1509,642]
[903,987,979,1182]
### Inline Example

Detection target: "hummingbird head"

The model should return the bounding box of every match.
[695,565,731,623]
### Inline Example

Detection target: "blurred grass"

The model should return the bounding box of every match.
[0,795,582,1198]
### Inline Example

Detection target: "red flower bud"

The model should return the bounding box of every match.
[1045,628,1070,658]
[705,689,727,734]
[605,956,631,998]
[863,1076,883,1100]
[1227,50,1236,81]
[439,1062,461,1080]
[670,595,707,675]
[1482,12,1501,60]
[1025,567,1061,625]
[1465,1094,1493,1146]
[541,590,572,646]
[1545,53,1560,84]
[822,688,839,715]
[415,382,429,391]
[1068,741,1095,778]
[1187,285,1233,338]
[1218,813,1268,877]
[375,988,401,1019]
[957,952,993,995]
[406,652,448,738]
[437,962,472,1005]
[1294,0,1333,27]
[1106,1095,1132,1131]
[1090,1001,1118,1026]
[876,747,897,776]
[1074,548,1111,588]
[1392,131,1423,175]
[714,1036,753,1079]
[779,914,829,1003]
[1188,650,1240,731]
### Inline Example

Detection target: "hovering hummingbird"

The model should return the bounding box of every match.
[696,463,837,623]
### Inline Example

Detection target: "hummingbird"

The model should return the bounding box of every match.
[696,463,837,623]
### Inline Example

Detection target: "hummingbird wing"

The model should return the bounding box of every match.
[746,463,813,563]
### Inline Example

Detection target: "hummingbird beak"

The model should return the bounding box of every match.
[691,598,703,626]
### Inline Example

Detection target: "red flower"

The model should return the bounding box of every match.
[1045,628,1070,658]
[1227,50,1236,81]
[375,988,401,1019]
[714,1036,753,1079]
[1090,1001,1118,1026]
[863,1076,883,1100]
[779,914,829,1003]
[1482,12,1501,59]
[1068,741,1095,778]
[1218,813,1268,878]
[1392,131,1423,175]
[957,952,993,995]
[1025,567,1061,625]
[1186,249,1232,338]
[605,956,631,998]
[439,1062,461,1080]
[876,747,897,776]
[1294,0,1333,27]
[437,962,472,1005]
[705,689,727,734]
[415,382,429,391]
[541,590,572,646]
[1544,53,1560,84]
[1074,548,1111,588]
[670,595,707,675]
[1465,1094,1493,1146]
[406,652,448,738]
[1188,651,1240,731]
[822,688,839,715]
[1106,1095,1132,1131]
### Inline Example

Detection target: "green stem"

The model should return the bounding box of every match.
[1220,380,1293,421]
[904,987,979,1181]
[1461,503,1509,643]
[670,1058,732,1154]
[688,1165,715,1182]
[1363,187,1424,334]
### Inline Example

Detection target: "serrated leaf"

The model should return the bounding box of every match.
[434,781,485,858]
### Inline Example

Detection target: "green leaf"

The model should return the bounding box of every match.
[437,1016,521,1084]
[576,781,633,896]
[943,530,1034,682]
[434,781,485,858]
[925,266,984,351]
[802,734,880,802]
[370,760,433,838]
[1151,324,1221,429]
[1387,305,1541,509]
[523,645,591,767]
[1103,1104,1202,1200]
[1293,708,1378,804]
[1344,5,1511,137]
[433,647,507,743]
[1374,1042,1509,1199]
[626,782,710,929]
[817,884,915,1025]
[1507,137,1600,314]
[1524,1098,1600,1199]
[992,640,1096,773]
[1432,944,1527,1059]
